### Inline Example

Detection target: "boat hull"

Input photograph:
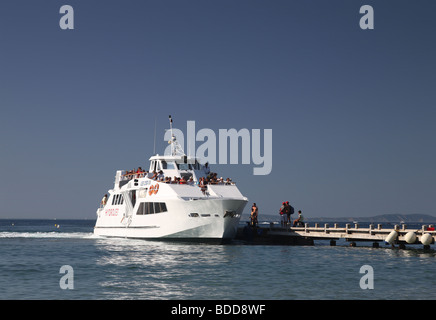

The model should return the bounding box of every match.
[94,198,247,241]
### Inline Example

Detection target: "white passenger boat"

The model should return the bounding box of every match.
[94,117,248,241]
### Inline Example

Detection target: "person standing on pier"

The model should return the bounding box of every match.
[286,201,294,225]
[251,203,258,227]
[279,202,287,226]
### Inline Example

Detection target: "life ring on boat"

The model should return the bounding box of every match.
[148,184,159,195]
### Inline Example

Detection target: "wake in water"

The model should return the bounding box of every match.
[0,231,97,239]
[0,219,97,239]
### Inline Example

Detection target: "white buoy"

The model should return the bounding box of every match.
[405,231,417,244]
[420,233,433,246]
[385,230,398,244]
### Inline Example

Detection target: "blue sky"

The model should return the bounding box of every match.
[0,0,435,219]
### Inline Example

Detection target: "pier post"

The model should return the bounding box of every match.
[377,224,382,230]
[345,224,350,234]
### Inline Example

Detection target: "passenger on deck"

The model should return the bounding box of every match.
[151,170,158,180]
[157,170,164,181]
[293,210,304,227]
[101,194,108,207]
[124,170,133,180]
[199,177,207,194]
[210,173,218,184]
[179,176,187,184]
[203,162,210,175]
[136,167,145,178]
[225,178,231,185]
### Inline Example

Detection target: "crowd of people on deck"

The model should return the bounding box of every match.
[120,163,234,191]
[123,167,147,179]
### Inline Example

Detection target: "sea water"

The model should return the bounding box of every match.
[0,219,435,300]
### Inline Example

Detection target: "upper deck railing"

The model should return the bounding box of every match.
[120,170,236,186]
[122,171,148,180]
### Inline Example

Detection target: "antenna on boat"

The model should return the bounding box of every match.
[169,115,174,155]
[153,117,157,155]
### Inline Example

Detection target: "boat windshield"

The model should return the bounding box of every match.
[177,163,191,170]
[161,161,176,170]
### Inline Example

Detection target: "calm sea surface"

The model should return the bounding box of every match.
[0,219,435,300]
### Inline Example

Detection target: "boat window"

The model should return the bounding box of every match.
[153,202,161,213]
[160,202,167,212]
[111,194,124,206]
[150,161,156,172]
[136,203,144,215]
[112,195,117,205]
[154,202,168,213]
[130,191,136,207]
[146,202,153,214]
[161,161,175,170]
[177,163,191,170]
[136,202,168,215]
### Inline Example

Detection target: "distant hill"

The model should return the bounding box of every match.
[242,213,436,224]
[306,214,436,223]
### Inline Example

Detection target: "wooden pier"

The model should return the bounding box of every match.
[236,222,436,249]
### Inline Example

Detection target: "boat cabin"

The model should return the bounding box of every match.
[148,154,204,182]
